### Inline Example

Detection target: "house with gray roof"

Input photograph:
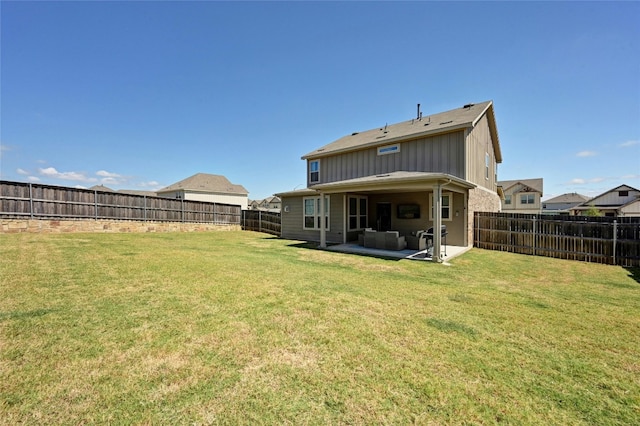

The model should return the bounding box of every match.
[276,101,503,261]
[541,192,589,215]
[571,184,640,217]
[157,173,249,209]
[497,178,544,214]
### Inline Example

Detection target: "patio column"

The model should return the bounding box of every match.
[432,183,443,263]
[319,192,326,248]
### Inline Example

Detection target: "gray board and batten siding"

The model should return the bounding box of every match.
[314,131,467,187]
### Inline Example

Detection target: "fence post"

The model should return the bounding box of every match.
[532,215,537,256]
[94,190,98,220]
[259,211,262,233]
[613,220,617,265]
[181,197,184,223]
[144,195,147,222]
[29,182,34,219]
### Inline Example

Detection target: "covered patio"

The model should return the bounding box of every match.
[312,171,476,263]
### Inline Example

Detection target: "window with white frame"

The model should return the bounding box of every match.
[348,196,368,231]
[309,160,319,183]
[521,194,535,204]
[505,195,512,205]
[303,196,330,230]
[485,153,490,180]
[429,192,452,221]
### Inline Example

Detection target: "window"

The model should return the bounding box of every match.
[429,192,452,221]
[619,190,629,197]
[303,196,330,230]
[505,195,512,205]
[485,153,490,180]
[521,194,535,204]
[309,160,319,183]
[348,196,368,231]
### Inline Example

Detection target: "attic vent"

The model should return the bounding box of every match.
[424,123,430,126]
[376,135,387,139]
[463,103,475,108]
[351,132,359,136]
[376,174,390,178]
[440,120,453,125]
[317,148,325,152]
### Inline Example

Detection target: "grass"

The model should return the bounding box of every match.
[1,231,639,425]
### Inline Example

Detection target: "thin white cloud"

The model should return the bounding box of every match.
[96,170,122,178]
[38,167,97,183]
[619,140,639,148]
[576,150,597,157]
[568,178,586,185]
[16,168,30,175]
[621,174,640,180]
[27,176,41,182]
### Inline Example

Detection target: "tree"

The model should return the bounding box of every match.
[584,206,603,217]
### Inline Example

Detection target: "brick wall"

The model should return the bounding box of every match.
[1,219,240,234]
[467,186,502,246]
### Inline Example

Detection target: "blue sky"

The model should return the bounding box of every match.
[1,1,638,200]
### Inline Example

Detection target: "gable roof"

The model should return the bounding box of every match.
[497,178,544,194]
[302,100,501,162]
[157,173,248,195]
[543,193,589,204]
[577,184,640,207]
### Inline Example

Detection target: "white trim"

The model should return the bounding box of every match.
[429,192,453,221]
[303,195,330,231]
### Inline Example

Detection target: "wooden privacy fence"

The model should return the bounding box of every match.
[241,210,281,236]
[0,180,241,224]
[474,212,640,267]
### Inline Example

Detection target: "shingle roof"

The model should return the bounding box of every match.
[497,178,544,194]
[157,173,248,195]
[302,100,501,161]
[543,193,589,204]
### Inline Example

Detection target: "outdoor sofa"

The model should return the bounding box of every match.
[362,229,407,251]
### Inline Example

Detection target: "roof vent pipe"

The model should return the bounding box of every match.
[417,103,421,120]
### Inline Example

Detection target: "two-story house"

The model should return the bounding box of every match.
[277,101,503,261]
[497,178,544,214]
[541,192,589,215]
[571,184,640,217]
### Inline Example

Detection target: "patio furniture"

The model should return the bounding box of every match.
[406,230,428,251]
[361,229,406,250]
[384,231,407,250]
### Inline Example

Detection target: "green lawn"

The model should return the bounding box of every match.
[1,231,638,425]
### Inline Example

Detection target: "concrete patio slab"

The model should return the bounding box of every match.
[325,243,471,262]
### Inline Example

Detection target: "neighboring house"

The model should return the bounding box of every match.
[248,196,281,211]
[276,100,503,260]
[497,178,543,214]
[157,173,249,209]
[541,192,589,215]
[259,196,281,212]
[571,184,640,217]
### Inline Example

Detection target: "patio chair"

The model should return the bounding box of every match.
[406,230,427,251]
